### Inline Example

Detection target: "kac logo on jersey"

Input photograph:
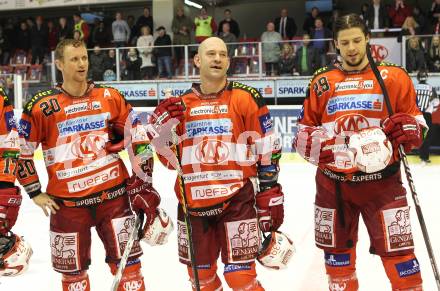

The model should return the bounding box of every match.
[259,113,273,133]
[327,94,383,115]
[185,119,232,138]
[57,113,108,137]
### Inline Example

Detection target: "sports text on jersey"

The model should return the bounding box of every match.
[334,80,374,92]
[64,101,102,115]
[327,94,384,115]
[189,105,228,116]
[185,118,233,138]
[57,113,109,137]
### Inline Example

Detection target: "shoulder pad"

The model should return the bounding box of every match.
[94,83,114,89]
[231,81,266,108]
[180,88,193,98]
[376,61,410,76]
[0,87,11,106]
[23,89,60,115]
[311,66,334,79]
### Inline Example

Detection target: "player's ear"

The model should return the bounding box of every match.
[55,59,63,72]
[194,54,201,68]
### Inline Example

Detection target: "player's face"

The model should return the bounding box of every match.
[194,38,229,81]
[57,45,89,83]
[335,27,369,71]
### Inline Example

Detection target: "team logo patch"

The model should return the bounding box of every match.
[258,113,273,133]
[395,259,420,278]
[185,119,233,138]
[18,119,31,138]
[382,206,414,252]
[67,280,88,291]
[325,253,350,267]
[111,216,142,258]
[333,113,370,135]
[50,231,80,272]
[189,104,228,116]
[4,111,16,131]
[194,138,230,165]
[226,219,259,263]
[122,280,143,291]
[326,94,383,115]
[177,220,190,262]
[315,205,336,248]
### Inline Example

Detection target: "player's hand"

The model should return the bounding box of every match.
[32,192,60,216]
[150,97,185,128]
[255,184,284,232]
[382,113,422,152]
[126,175,160,226]
[0,187,22,234]
[293,126,335,165]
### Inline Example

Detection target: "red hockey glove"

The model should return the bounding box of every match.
[294,126,335,165]
[255,184,284,232]
[106,122,126,153]
[126,176,160,226]
[0,187,22,234]
[382,113,422,152]
[149,97,185,128]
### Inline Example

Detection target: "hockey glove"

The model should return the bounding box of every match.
[382,113,422,153]
[255,184,284,232]
[126,176,160,226]
[149,97,185,132]
[0,187,22,234]
[106,122,126,153]
[294,126,335,165]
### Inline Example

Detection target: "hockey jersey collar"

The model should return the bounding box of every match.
[333,61,372,75]
[55,81,95,98]
[190,81,231,100]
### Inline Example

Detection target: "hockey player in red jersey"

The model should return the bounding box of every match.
[16,39,173,291]
[0,86,33,277]
[294,14,426,291]
[150,37,284,290]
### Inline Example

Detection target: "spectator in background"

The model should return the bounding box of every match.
[172,7,192,66]
[3,19,15,52]
[73,30,82,41]
[388,0,412,28]
[413,6,427,34]
[73,13,89,43]
[26,18,34,30]
[89,46,106,81]
[136,7,153,36]
[278,43,295,76]
[112,12,131,48]
[261,21,282,76]
[47,20,58,52]
[16,22,31,53]
[154,26,172,79]
[92,21,110,48]
[127,15,137,45]
[274,8,297,39]
[125,48,141,80]
[431,15,440,34]
[311,17,332,67]
[194,7,217,43]
[399,16,420,42]
[217,9,240,38]
[103,48,117,77]
[327,9,341,32]
[366,0,389,33]
[430,0,440,24]
[58,17,71,42]
[219,22,237,75]
[0,27,11,65]
[137,25,155,79]
[428,35,440,72]
[406,37,426,73]
[303,7,320,35]
[294,34,320,76]
[30,16,48,64]
[360,3,370,21]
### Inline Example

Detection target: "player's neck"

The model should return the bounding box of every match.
[200,78,227,95]
[61,80,89,97]
[342,57,369,72]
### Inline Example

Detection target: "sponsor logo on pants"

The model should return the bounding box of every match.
[382,206,414,252]
[50,231,80,272]
[226,219,259,263]
[315,205,336,248]
[395,259,421,278]
[123,280,143,291]
[177,221,189,262]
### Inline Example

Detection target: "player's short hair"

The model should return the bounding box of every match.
[55,39,86,60]
[334,13,369,39]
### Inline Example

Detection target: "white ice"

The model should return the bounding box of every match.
[1,159,439,291]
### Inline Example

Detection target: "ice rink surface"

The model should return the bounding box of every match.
[1,158,440,291]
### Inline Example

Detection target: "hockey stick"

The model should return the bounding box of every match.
[367,44,440,290]
[164,89,201,291]
[110,213,142,291]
